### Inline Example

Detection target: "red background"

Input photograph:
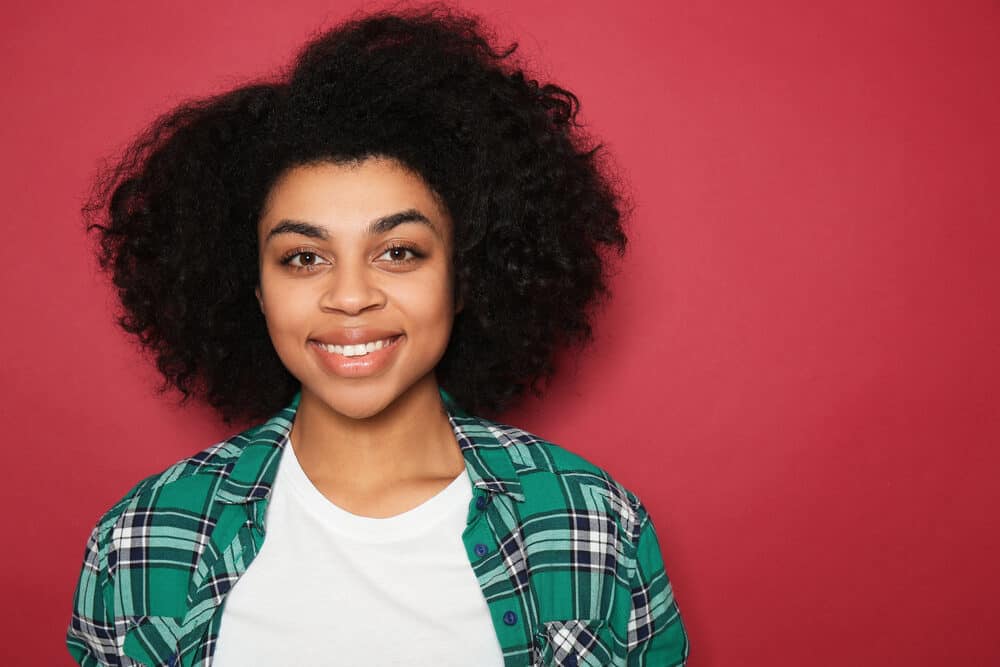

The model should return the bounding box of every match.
[2,1,998,665]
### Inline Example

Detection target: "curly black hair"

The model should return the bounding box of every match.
[85,3,630,424]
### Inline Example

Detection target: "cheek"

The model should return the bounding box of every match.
[401,275,453,322]
[390,283,454,352]
[258,279,309,338]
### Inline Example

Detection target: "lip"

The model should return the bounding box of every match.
[309,334,405,378]
[310,327,403,346]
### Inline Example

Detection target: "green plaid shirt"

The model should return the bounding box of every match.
[67,387,689,666]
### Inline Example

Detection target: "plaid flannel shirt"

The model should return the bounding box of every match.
[67,386,689,666]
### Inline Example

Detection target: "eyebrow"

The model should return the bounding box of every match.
[264,209,438,244]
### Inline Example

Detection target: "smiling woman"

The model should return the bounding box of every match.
[68,4,689,666]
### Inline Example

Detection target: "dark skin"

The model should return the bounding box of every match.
[254,157,467,517]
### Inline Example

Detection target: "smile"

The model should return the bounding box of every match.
[309,333,404,378]
[312,334,403,358]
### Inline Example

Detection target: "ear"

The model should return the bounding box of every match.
[255,285,264,313]
[454,292,464,315]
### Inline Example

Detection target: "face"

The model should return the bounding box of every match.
[255,156,462,421]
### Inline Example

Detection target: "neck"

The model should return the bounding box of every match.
[288,375,465,492]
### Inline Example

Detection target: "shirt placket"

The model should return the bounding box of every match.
[462,484,540,666]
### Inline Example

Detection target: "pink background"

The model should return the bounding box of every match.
[3,1,998,664]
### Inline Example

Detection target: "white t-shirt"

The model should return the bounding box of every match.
[212,438,506,666]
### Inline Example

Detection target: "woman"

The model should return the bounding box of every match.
[67,6,689,666]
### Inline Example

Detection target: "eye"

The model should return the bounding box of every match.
[378,244,424,264]
[279,250,330,272]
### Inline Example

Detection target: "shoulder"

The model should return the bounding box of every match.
[478,416,650,543]
[67,420,281,659]
[86,421,269,543]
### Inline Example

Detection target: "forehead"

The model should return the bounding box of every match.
[259,157,450,236]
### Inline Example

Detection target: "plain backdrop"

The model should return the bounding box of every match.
[2,0,998,665]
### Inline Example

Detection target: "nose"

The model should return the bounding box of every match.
[318,261,386,315]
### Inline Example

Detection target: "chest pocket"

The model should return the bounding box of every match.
[531,618,614,667]
[122,615,185,666]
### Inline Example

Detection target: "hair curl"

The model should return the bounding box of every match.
[85,3,630,424]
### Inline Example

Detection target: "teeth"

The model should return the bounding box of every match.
[316,336,397,357]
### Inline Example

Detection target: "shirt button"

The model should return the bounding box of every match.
[502,610,518,625]
[474,543,489,557]
[475,495,487,510]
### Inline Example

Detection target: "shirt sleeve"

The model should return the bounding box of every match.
[66,522,121,666]
[625,506,690,666]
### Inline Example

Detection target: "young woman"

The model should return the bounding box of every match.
[67,6,689,666]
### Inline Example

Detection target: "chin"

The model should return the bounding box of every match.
[304,383,402,420]
[315,392,386,420]
[337,401,391,421]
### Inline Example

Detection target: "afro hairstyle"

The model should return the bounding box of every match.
[85,3,630,424]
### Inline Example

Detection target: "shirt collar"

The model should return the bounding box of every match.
[216,385,525,505]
